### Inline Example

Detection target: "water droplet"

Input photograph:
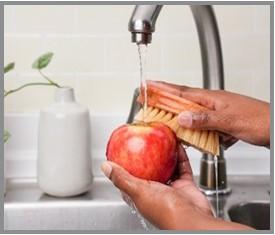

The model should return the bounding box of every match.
[122,193,151,230]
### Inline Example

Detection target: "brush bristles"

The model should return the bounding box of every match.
[134,107,220,156]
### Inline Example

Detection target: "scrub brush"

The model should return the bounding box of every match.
[133,86,220,156]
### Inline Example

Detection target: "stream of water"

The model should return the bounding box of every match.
[137,44,148,121]
[136,43,221,222]
[122,192,153,230]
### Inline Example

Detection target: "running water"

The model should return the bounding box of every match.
[122,192,154,230]
[214,155,219,218]
[137,44,148,121]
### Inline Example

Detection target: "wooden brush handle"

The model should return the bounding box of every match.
[137,86,209,114]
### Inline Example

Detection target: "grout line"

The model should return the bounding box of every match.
[73,5,78,35]
[5,72,205,78]
[7,69,264,79]
[4,33,130,38]
[4,30,271,39]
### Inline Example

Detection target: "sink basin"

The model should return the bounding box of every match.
[228,202,270,230]
[4,175,270,231]
[4,178,153,230]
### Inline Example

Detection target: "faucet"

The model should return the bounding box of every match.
[128,5,231,195]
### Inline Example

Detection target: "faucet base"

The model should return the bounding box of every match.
[199,152,230,194]
[199,186,232,196]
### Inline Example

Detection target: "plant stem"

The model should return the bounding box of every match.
[4,82,56,98]
[4,129,11,143]
[38,69,61,88]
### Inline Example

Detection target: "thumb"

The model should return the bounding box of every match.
[101,161,140,199]
[177,110,217,130]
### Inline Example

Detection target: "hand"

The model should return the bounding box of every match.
[101,145,252,230]
[147,81,270,148]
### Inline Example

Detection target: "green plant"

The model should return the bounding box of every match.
[4,129,10,143]
[4,52,62,143]
[4,52,61,98]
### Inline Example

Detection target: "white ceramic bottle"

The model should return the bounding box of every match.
[37,87,93,197]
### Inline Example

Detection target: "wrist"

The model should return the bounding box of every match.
[167,209,253,230]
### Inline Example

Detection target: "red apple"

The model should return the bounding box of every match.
[106,122,178,183]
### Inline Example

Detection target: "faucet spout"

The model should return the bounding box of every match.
[128,5,162,44]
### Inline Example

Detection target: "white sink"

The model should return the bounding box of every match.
[4,176,270,231]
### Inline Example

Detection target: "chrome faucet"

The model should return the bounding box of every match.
[128,5,231,195]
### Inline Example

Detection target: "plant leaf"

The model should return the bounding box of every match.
[4,62,15,74]
[32,52,54,70]
[4,129,11,143]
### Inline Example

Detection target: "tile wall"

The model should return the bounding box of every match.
[4,5,270,114]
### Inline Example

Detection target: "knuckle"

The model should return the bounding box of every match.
[192,112,209,127]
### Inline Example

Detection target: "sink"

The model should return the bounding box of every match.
[4,177,153,230]
[228,202,270,230]
[4,175,270,231]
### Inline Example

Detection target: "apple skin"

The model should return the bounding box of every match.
[106,122,178,183]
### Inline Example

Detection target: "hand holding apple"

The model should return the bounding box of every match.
[106,122,178,183]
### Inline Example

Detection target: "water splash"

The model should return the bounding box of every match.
[121,192,153,230]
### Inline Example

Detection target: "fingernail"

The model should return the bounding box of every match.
[178,111,193,127]
[101,162,112,178]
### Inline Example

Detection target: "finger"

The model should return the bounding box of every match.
[101,161,141,199]
[147,80,215,109]
[177,144,193,180]
[177,110,213,129]
[177,110,234,135]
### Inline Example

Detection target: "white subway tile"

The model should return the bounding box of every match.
[3,5,271,114]
[104,36,139,73]
[76,5,133,34]
[4,75,20,96]
[4,36,46,74]
[156,5,196,34]
[254,5,270,34]
[146,71,202,88]
[44,36,105,73]
[75,75,137,114]
[215,5,256,34]
[4,6,14,33]
[224,70,254,97]
[252,69,270,102]
[222,34,270,72]
[4,35,15,65]
[13,5,76,34]
[161,35,201,72]
[104,35,162,74]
